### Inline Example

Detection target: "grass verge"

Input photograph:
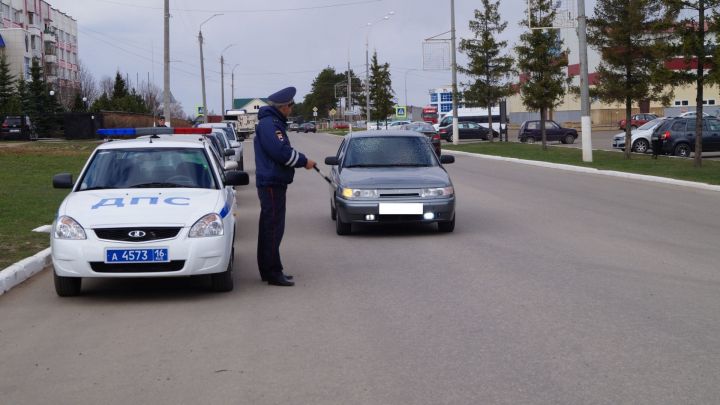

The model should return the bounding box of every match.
[444,141,720,185]
[0,141,96,269]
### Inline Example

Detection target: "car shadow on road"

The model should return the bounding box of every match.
[346,222,450,237]
[76,276,222,302]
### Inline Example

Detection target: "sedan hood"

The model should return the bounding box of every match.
[339,167,451,189]
[58,189,223,228]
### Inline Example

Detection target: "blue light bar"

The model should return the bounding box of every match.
[97,128,136,136]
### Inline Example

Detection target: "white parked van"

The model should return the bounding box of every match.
[435,107,506,134]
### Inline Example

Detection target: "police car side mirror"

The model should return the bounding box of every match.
[53,173,73,189]
[230,141,241,148]
[439,155,455,164]
[325,156,339,166]
[224,149,235,157]
[225,171,249,186]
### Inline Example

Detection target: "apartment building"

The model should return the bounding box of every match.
[0,0,79,103]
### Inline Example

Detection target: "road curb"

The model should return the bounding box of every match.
[0,248,51,296]
[446,150,720,192]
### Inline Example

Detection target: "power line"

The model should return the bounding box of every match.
[88,0,383,13]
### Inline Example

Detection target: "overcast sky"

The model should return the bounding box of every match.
[48,0,597,117]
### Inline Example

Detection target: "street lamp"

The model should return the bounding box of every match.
[364,11,394,127]
[220,43,237,115]
[82,96,88,112]
[231,64,240,106]
[198,13,223,123]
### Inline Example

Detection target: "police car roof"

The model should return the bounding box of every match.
[96,137,207,150]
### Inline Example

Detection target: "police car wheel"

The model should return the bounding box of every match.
[210,246,234,292]
[54,270,81,297]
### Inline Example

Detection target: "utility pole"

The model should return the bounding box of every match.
[163,0,170,125]
[347,60,352,133]
[199,30,207,123]
[365,34,371,126]
[577,0,592,162]
[220,54,225,115]
[450,0,459,145]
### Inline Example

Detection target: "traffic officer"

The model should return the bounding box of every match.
[254,86,316,286]
[156,115,168,127]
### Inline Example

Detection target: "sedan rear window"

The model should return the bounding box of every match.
[343,136,436,168]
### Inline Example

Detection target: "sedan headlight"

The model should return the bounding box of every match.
[341,188,379,199]
[189,213,224,237]
[53,216,87,240]
[421,186,454,198]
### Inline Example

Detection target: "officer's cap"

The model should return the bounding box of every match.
[268,86,296,105]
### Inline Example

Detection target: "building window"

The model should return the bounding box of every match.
[1,4,10,20]
[28,12,34,25]
[440,103,452,113]
[703,99,716,105]
[430,93,438,103]
[24,57,30,79]
[440,92,453,102]
[675,100,689,106]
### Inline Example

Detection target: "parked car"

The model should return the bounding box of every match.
[299,122,317,133]
[612,117,667,153]
[197,123,244,169]
[333,121,350,129]
[618,113,658,130]
[324,131,456,235]
[1,115,37,141]
[650,116,720,157]
[518,120,578,144]
[438,121,493,142]
[50,128,250,296]
[400,121,442,156]
[288,123,300,132]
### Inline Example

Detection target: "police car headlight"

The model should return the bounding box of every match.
[189,213,224,238]
[341,188,379,199]
[420,186,454,198]
[53,216,87,240]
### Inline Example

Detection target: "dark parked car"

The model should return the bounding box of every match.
[518,120,578,144]
[1,115,37,141]
[650,116,720,157]
[400,122,442,156]
[299,122,316,133]
[437,121,493,142]
[324,131,456,235]
[288,123,300,132]
[618,113,658,130]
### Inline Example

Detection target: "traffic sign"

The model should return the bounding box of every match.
[395,105,407,118]
[197,106,205,116]
[312,106,318,112]
[313,111,318,117]
[329,108,337,116]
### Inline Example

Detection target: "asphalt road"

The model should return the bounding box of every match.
[2,132,720,404]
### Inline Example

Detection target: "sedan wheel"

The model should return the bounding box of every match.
[438,215,455,233]
[336,215,351,235]
[563,134,575,144]
[525,136,536,144]
[330,200,337,220]
[632,138,650,153]
[674,143,691,158]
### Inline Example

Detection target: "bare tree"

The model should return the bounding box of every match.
[77,60,99,103]
[99,76,114,97]
[139,80,161,115]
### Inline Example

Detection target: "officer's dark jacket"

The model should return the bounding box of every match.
[254,106,308,187]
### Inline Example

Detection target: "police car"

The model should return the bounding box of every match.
[50,128,249,296]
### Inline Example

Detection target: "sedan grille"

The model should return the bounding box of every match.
[93,227,182,242]
[90,261,185,273]
[379,189,421,198]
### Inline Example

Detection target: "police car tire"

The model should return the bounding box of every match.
[210,246,234,292]
[54,270,81,297]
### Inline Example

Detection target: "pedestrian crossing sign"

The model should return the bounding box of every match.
[395,106,407,118]
[197,106,205,116]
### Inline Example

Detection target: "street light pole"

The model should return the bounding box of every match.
[198,13,222,124]
[577,0,593,162]
[450,0,460,146]
[163,0,170,125]
[231,64,239,107]
[364,12,394,129]
[220,43,236,115]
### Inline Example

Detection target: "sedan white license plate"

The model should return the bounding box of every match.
[379,203,423,215]
[105,248,170,263]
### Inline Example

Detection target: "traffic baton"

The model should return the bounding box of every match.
[313,165,332,184]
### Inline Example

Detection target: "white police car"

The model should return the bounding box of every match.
[51,128,249,296]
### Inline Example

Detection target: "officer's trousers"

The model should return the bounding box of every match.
[257,185,287,279]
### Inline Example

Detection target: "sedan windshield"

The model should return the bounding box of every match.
[343,136,436,168]
[77,148,217,190]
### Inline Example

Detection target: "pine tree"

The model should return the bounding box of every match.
[588,0,675,159]
[368,52,394,125]
[459,0,515,142]
[112,72,129,100]
[516,0,569,150]
[664,0,720,167]
[0,52,16,113]
[303,67,341,118]
[26,59,53,135]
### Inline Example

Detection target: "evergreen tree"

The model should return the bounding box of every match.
[588,0,675,159]
[515,0,569,150]
[26,59,56,136]
[368,52,394,125]
[303,67,341,119]
[112,72,129,99]
[0,52,16,113]
[664,0,720,166]
[459,0,515,142]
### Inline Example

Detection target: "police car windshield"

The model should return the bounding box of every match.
[343,136,437,168]
[77,148,217,190]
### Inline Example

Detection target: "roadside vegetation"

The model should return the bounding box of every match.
[0,141,95,269]
[444,141,720,185]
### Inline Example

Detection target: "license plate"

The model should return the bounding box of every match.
[10,129,20,133]
[105,248,169,263]
[379,203,423,215]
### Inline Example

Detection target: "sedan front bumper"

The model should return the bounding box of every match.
[335,196,455,224]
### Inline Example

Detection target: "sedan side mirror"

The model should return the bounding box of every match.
[224,149,235,157]
[53,173,73,189]
[325,156,339,166]
[440,155,455,164]
[225,170,250,186]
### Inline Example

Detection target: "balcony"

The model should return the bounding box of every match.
[46,74,57,83]
[45,54,57,64]
[43,33,56,44]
